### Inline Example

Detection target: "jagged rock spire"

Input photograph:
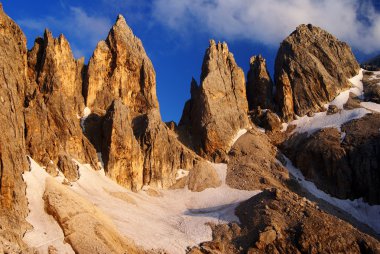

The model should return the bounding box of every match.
[246,55,274,111]
[179,40,250,162]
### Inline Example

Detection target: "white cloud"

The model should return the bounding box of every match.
[68,7,111,46]
[152,0,380,54]
[17,7,112,58]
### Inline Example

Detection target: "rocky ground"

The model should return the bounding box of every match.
[189,188,380,254]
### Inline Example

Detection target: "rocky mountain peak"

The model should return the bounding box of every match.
[275,23,360,121]
[179,40,250,162]
[86,14,158,115]
[247,54,274,110]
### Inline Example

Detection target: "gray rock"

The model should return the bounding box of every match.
[179,40,250,162]
[275,24,360,121]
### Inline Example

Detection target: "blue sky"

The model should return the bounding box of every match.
[3,0,380,122]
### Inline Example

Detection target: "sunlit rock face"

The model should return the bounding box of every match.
[85,15,200,190]
[179,40,250,162]
[25,29,99,173]
[0,4,30,250]
[275,24,360,121]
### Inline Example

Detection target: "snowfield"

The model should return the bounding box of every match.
[71,161,259,253]
[23,157,259,254]
[22,157,75,254]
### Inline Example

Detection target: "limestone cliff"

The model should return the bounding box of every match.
[25,29,99,176]
[0,4,31,250]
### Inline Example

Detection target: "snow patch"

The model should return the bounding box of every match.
[97,152,104,169]
[361,102,380,113]
[231,129,247,146]
[327,69,364,109]
[70,161,259,254]
[281,123,288,132]
[283,156,380,234]
[340,132,346,142]
[176,169,189,180]
[290,109,369,135]
[80,107,92,131]
[22,157,74,254]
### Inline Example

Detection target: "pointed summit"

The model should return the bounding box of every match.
[180,41,250,162]
[86,14,158,113]
[247,55,274,111]
[275,24,360,121]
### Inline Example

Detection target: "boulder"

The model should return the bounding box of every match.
[327,104,340,115]
[57,154,79,182]
[226,129,289,191]
[275,24,360,121]
[248,109,282,132]
[179,40,250,162]
[246,55,274,111]
[43,178,146,254]
[187,161,221,192]
[363,71,380,104]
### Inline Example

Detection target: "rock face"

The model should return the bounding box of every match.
[246,55,274,111]
[57,154,79,182]
[85,15,200,190]
[282,114,380,204]
[248,109,282,132]
[275,24,360,121]
[25,30,99,172]
[0,5,30,249]
[189,189,380,253]
[43,178,146,254]
[226,129,289,191]
[179,41,250,162]
[138,109,199,188]
[102,99,144,191]
[85,15,158,114]
[363,71,380,104]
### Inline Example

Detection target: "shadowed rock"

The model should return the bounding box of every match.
[102,99,144,191]
[247,55,274,111]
